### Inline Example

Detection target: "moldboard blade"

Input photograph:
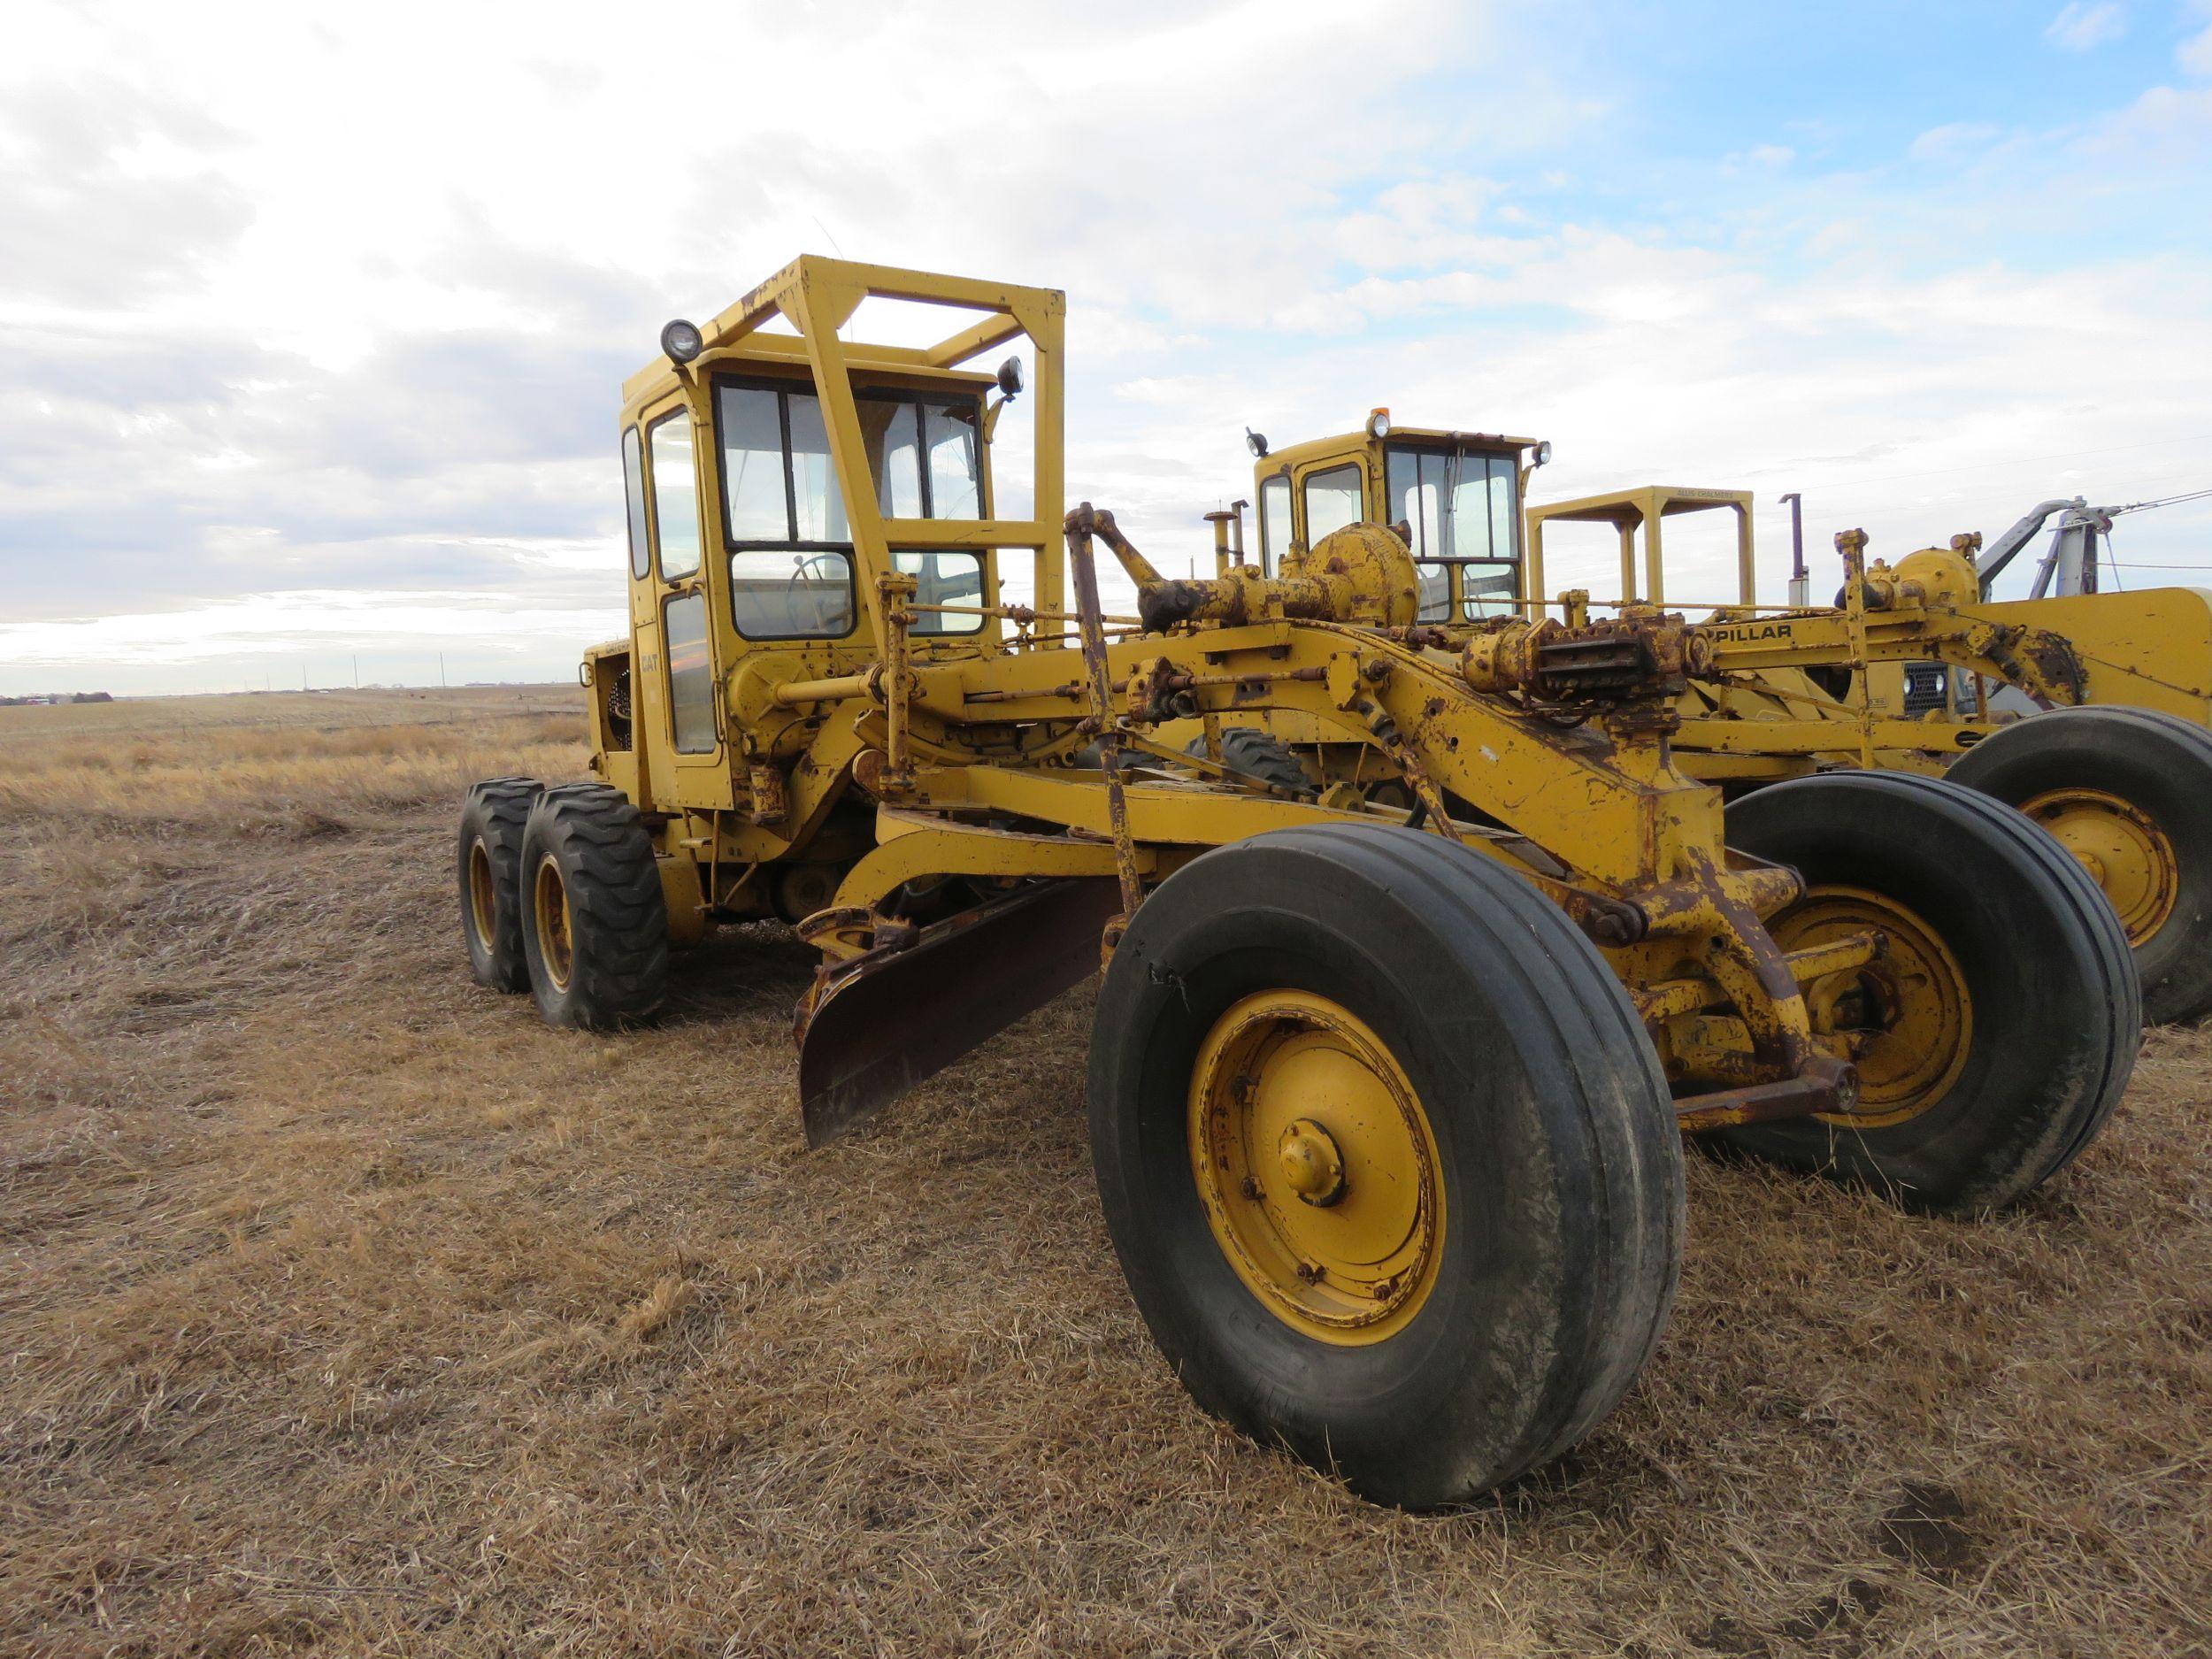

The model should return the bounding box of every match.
[796,879,1121,1148]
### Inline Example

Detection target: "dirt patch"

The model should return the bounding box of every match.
[1877,1482,1977,1577]
[2,687,2208,1656]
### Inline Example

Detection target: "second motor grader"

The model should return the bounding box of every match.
[457,258,2138,1509]
[1231,422,2212,1023]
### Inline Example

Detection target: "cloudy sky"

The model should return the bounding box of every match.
[4,0,2210,695]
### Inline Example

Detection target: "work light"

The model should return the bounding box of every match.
[660,319,704,364]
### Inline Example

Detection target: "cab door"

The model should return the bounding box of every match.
[641,396,732,810]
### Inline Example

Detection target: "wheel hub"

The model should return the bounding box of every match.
[2019,787,2177,948]
[533,853,575,992]
[1775,888,1971,1129]
[1277,1118,1347,1206]
[1188,991,1444,1345]
[467,838,497,950]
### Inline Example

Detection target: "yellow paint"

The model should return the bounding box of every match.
[2018,787,2178,947]
[533,854,574,994]
[1770,887,1970,1129]
[466,837,498,953]
[1187,991,1444,1345]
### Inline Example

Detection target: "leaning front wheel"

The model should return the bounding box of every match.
[1945,706,2212,1025]
[1188,991,1447,1346]
[1090,826,1683,1509]
[1719,771,2139,1211]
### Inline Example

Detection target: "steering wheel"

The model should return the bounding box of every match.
[784,554,855,635]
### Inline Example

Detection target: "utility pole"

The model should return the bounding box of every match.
[353,654,359,688]
[440,652,447,688]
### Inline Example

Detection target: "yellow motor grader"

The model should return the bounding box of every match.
[1226,421,2212,1023]
[457,258,2138,1509]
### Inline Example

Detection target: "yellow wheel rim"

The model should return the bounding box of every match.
[467,838,498,951]
[1187,991,1444,1345]
[1773,888,1972,1129]
[533,854,574,992]
[2018,787,2177,948]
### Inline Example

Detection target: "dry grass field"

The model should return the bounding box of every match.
[2,687,2208,1657]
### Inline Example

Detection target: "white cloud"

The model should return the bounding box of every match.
[2045,3,2128,50]
[2180,16,2212,76]
[2,1,2209,692]
[1909,121,2003,160]
[1725,143,1796,172]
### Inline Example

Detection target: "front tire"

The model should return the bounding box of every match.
[457,777,542,992]
[1089,825,1682,1509]
[1719,772,2139,1212]
[1945,706,2212,1025]
[519,784,670,1030]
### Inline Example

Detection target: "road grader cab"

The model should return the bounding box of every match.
[456,259,2139,1509]
[1226,419,2212,1025]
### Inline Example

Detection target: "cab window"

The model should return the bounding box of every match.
[1386,446,1521,620]
[721,549,848,638]
[648,412,703,580]
[713,379,987,641]
[896,550,985,635]
[1302,464,1363,544]
[621,426,649,580]
[664,592,717,752]
[925,405,980,518]
[721,386,788,539]
[1258,474,1289,574]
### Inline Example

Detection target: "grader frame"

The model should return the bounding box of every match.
[459,257,2140,1507]
[573,257,1874,1144]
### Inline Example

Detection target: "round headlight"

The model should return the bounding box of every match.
[1245,427,1269,458]
[1366,408,1392,440]
[995,354,1025,396]
[660,319,704,364]
[1533,439,1554,467]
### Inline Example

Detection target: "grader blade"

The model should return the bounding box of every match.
[796,879,1123,1148]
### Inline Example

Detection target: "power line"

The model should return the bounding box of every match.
[2107,486,2212,516]
[1748,431,2212,493]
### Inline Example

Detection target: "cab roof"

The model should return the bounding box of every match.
[621,336,995,426]
[621,254,1032,424]
[1259,426,1542,474]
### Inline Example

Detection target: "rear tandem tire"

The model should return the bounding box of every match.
[1184,727,1317,798]
[1088,825,1683,1509]
[457,777,543,993]
[518,784,670,1031]
[1719,771,2139,1213]
[1945,706,2212,1025]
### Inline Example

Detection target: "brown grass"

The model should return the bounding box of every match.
[1,687,2207,1657]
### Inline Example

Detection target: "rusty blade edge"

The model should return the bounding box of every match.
[796,878,1123,1148]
